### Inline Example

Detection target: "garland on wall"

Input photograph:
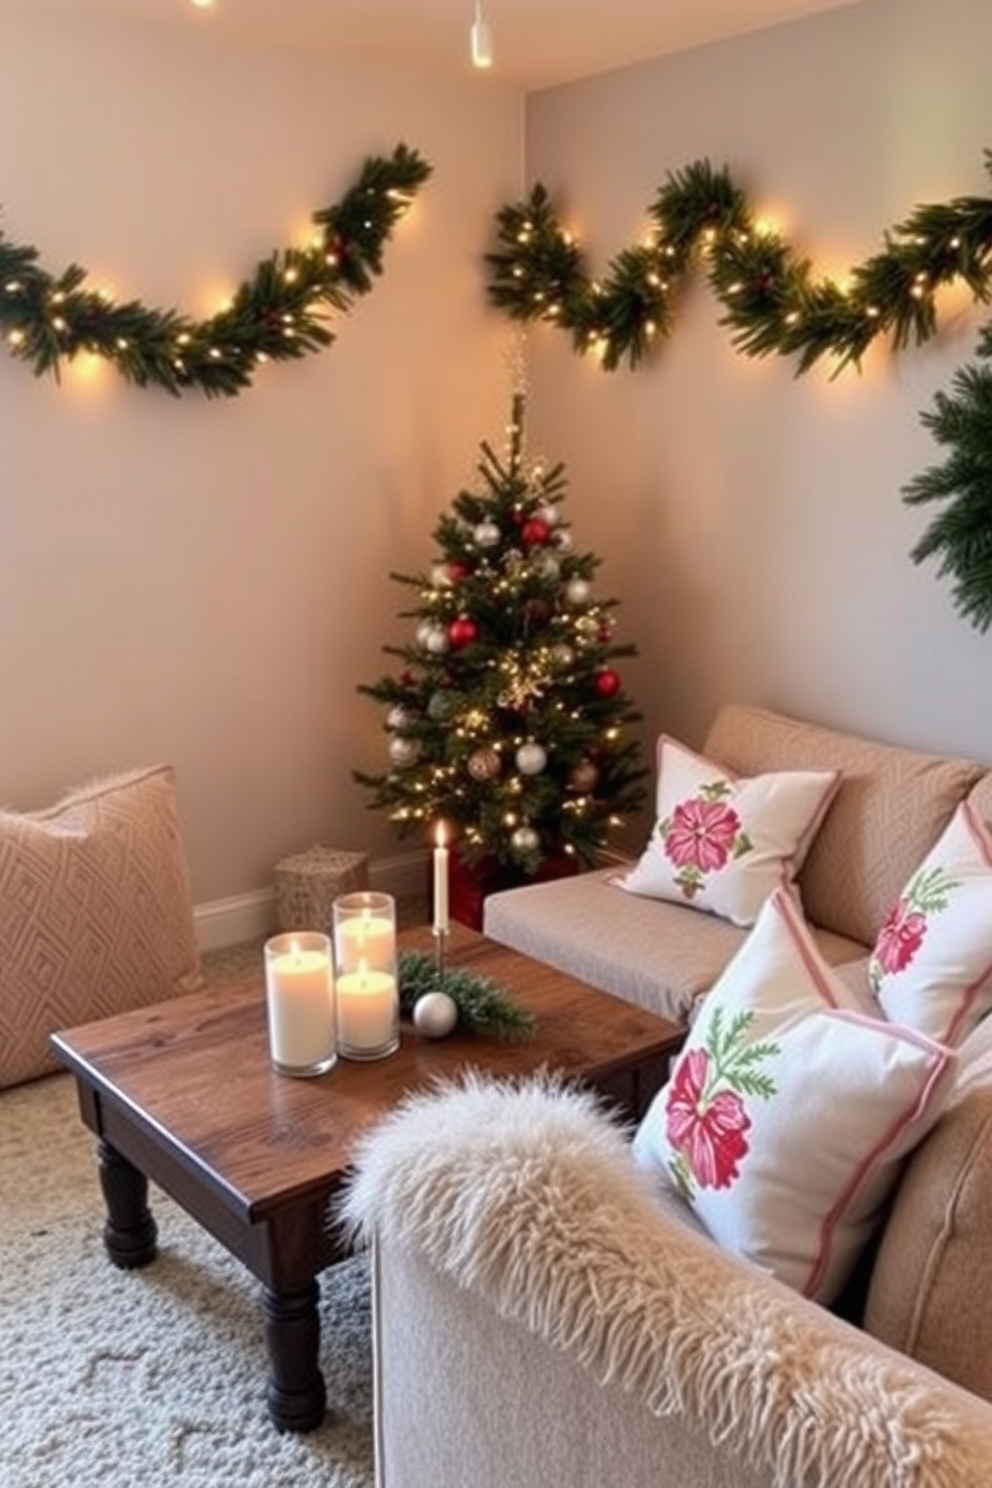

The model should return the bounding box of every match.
[485,153,992,631]
[0,142,431,398]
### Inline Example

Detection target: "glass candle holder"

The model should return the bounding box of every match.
[332,891,400,1061]
[263,931,337,1078]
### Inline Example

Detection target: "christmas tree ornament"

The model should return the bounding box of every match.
[427,691,454,721]
[448,559,472,582]
[551,643,575,668]
[430,562,452,588]
[388,735,420,767]
[566,577,591,604]
[556,530,574,552]
[594,668,621,698]
[569,759,600,792]
[412,990,459,1039]
[474,521,501,548]
[425,626,450,655]
[448,615,480,648]
[387,704,412,730]
[521,516,552,547]
[515,741,548,775]
[541,554,561,579]
[597,617,616,642]
[468,746,501,782]
[415,620,435,649]
[510,824,540,855]
[536,502,559,527]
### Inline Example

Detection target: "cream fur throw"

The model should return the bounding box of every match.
[340,1073,992,1488]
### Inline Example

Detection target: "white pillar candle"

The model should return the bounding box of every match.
[264,933,336,1076]
[336,966,399,1058]
[334,910,395,975]
[433,822,450,934]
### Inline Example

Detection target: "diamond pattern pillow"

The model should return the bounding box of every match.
[0,764,202,1089]
[614,736,839,927]
[869,800,992,1046]
[632,888,955,1304]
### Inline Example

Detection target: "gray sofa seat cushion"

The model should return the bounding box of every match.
[483,868,867,1025]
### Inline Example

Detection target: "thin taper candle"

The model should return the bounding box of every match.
[433,822,450,934]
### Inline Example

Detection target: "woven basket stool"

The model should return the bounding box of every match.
[273,845,370,933]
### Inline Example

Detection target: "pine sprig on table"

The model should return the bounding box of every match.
[397,950,536,1041]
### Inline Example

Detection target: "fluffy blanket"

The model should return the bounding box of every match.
[340,1073,992,1488]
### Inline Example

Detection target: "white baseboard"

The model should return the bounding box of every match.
[193,849,427,952]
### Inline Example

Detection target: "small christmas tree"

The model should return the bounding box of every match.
[354,393,647,875]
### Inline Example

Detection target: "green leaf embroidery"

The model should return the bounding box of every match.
[731,830,753,859]
[906,864,960,915]
[699,780,734,803]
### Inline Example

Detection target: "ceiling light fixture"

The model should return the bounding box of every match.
[189,0,215,10]
[471,0,493,70]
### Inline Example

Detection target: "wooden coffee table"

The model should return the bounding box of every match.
[50,923,682,1433]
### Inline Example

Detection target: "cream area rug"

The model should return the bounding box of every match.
[0,1073,374,1488]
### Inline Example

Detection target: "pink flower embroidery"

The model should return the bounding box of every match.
[874,897,927,976]
[665,1047,752,1191]
[664,797,741,874]
[868,864,960,993]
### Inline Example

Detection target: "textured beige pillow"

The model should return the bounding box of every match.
[863,1016,992,1404]
[0,764,202,1089]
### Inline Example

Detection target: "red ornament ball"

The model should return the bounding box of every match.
[448,615,479,649]
[594,668,621,698]
[520,517,552,548]
[448,560,471,582]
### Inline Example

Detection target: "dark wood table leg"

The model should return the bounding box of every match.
[97,1138,158,1269]
[261,1279,327,1433]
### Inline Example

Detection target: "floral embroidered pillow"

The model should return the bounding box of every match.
[631,888,955,1304]
[869,801,992,1046]
[614,736,839,927]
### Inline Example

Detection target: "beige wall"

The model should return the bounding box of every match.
[0,6,523,916]
[524,0,992,828]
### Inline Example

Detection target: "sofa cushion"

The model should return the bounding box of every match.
[483,867,868,1026]
[863,1014,992,1404]
[703,704,984,948]
[632,887,955,1304]
[0,764,202,1089]
[868,801,992,1045]
[614,735,838,928]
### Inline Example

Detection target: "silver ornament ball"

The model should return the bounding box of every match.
[425,626,450,655]
[510,825,540,855]
[413,991,458,1039]
[388,735,419,767]
[515,741,548,776]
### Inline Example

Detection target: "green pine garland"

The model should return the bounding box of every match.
[487,153,992,633]
[902,321,992,632]
[0,142,431,397]
[398,949,536,1040]
[485,153,992,375]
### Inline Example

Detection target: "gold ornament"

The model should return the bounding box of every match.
[467,747,500,782]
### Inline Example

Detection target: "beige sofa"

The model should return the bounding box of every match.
[483,702,992,1026]
[342,704,992,1486]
